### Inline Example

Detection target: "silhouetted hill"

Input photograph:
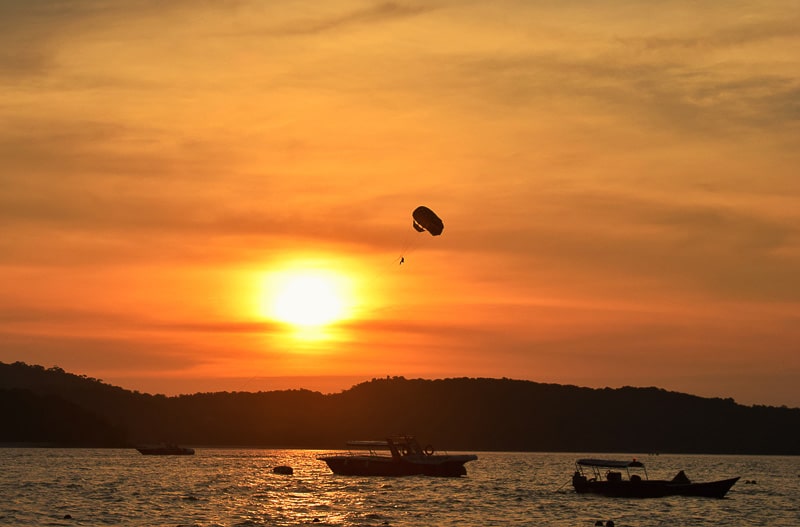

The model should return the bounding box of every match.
[0,388,126,446]
[1,362,798,454]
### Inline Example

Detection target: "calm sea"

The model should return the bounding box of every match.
[1,449,797,526]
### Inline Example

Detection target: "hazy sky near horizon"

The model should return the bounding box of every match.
[2,1,799,407]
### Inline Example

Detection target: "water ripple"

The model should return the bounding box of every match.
[1,449,798,526]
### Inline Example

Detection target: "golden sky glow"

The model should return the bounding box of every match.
[1,1,799,406]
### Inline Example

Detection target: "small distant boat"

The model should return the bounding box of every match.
[318,435,477,477]
[572,458,739,498]
[136,443,195,456]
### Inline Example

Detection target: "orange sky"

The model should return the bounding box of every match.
[1,1,799,407]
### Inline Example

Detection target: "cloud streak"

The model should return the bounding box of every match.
[266,2,435,36]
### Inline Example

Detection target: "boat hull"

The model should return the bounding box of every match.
[319,454,477,477]
[573,476,740,498]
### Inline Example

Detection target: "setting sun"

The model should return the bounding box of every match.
[261,267,355,330]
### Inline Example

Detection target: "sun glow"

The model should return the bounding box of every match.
[261,267,355,330]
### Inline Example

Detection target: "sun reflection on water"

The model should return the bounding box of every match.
[1,449,797,526]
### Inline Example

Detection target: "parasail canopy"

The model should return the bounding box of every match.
[412,206,444,236]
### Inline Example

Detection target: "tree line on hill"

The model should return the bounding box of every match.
[1,361,798,454]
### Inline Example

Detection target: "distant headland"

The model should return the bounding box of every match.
[1,361,798,454]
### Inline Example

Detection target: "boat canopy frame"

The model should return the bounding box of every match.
[341,436,429,458]
[576,458,648,481]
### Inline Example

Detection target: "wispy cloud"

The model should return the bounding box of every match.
[256,2,435,36]
[621,16,800,50]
